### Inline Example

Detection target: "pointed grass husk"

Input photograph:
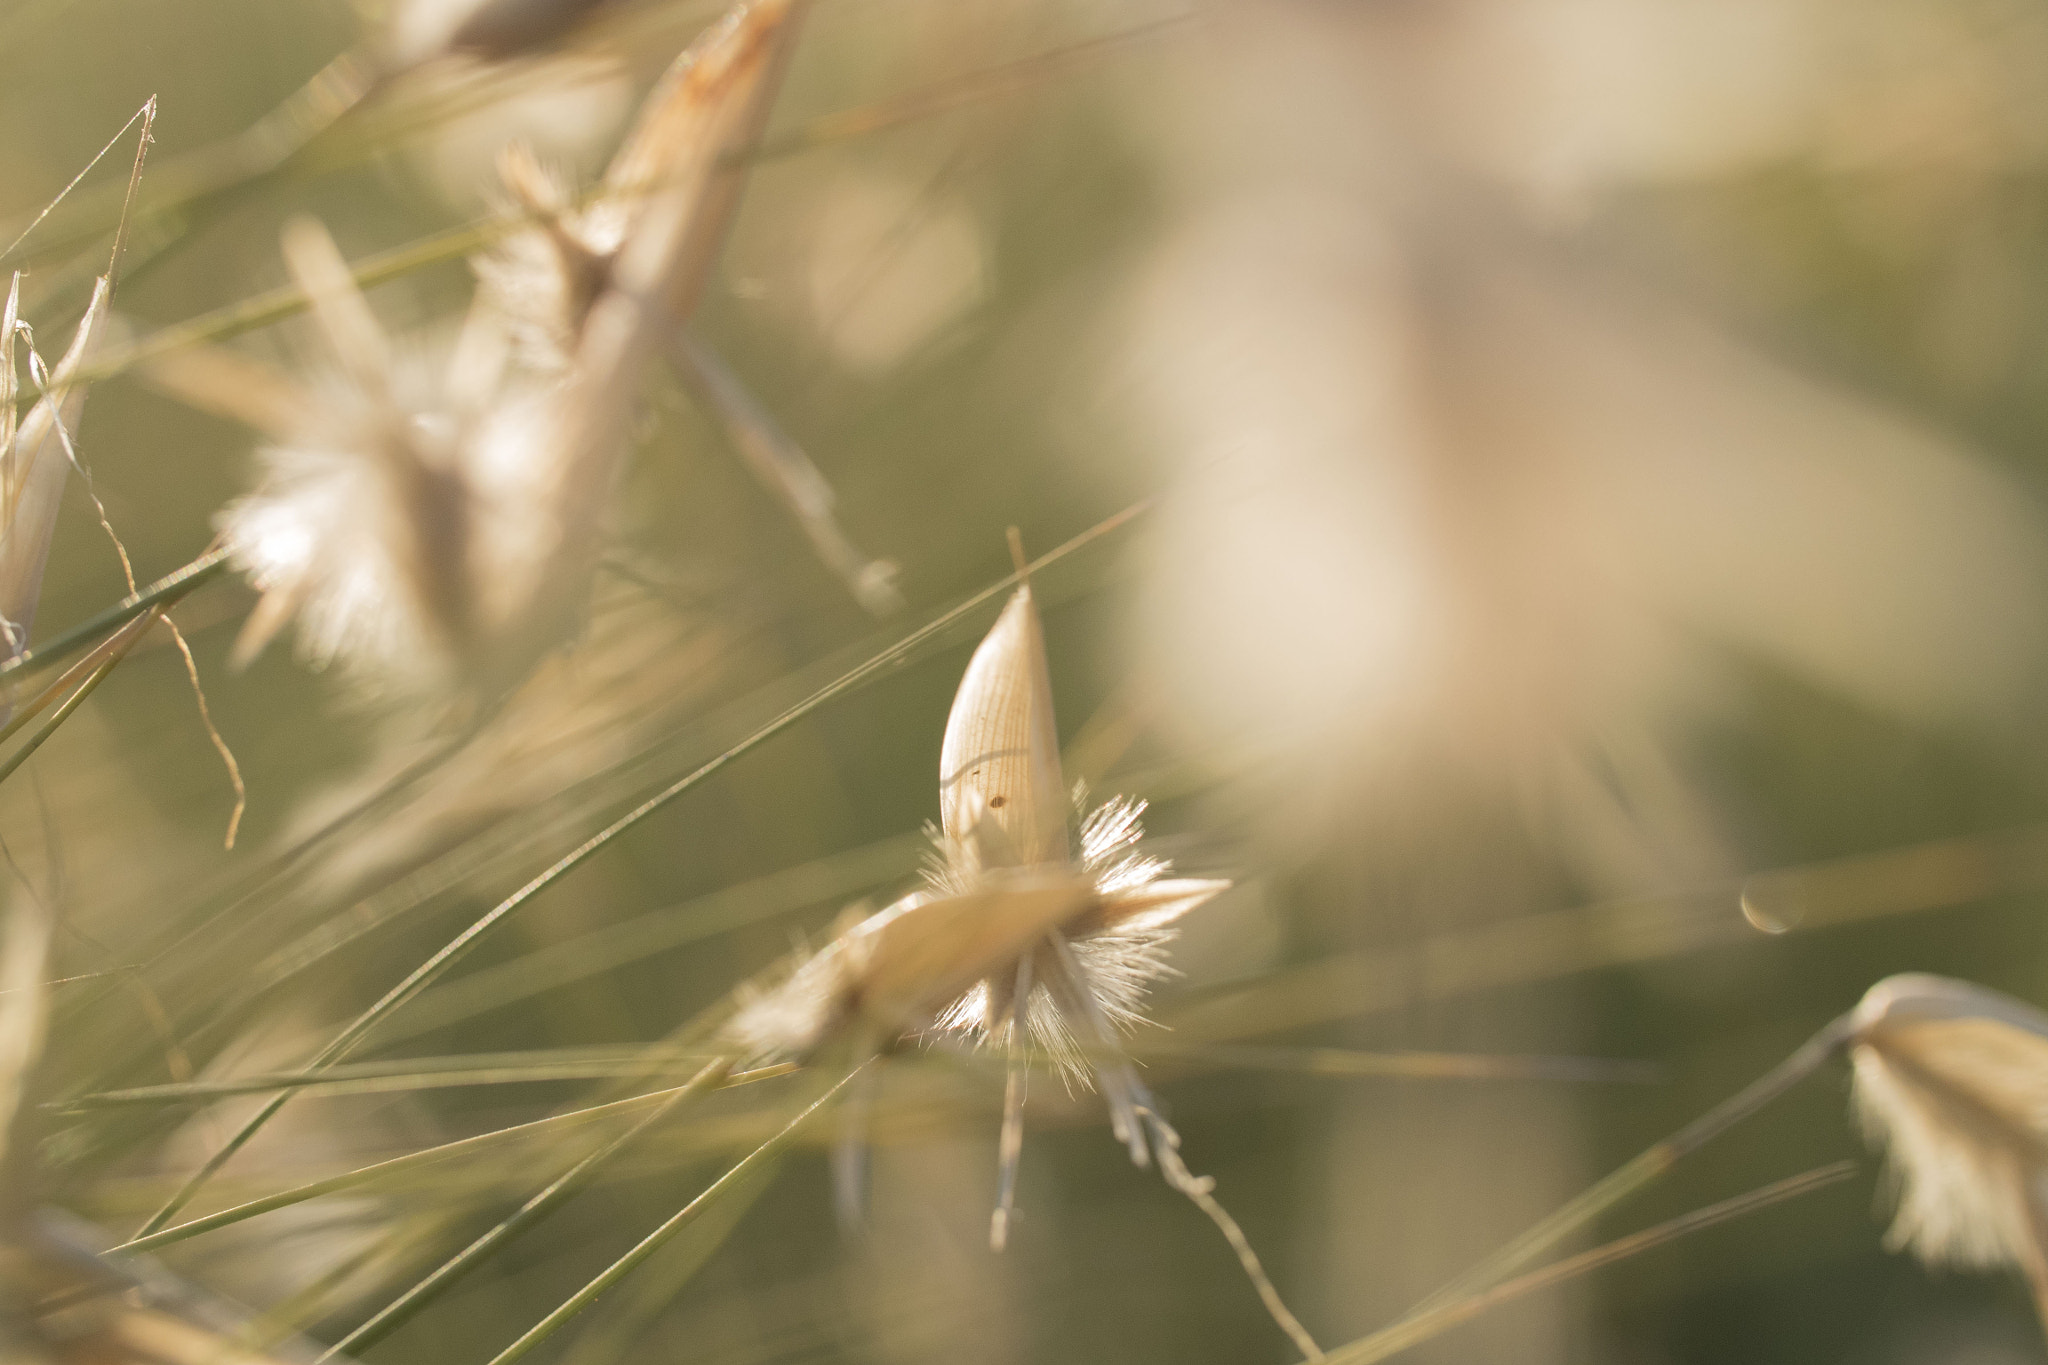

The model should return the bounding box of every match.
[476,5,894,614]
[497,0,807,673]
[131,503,1146,1238]
[220,2,807,698]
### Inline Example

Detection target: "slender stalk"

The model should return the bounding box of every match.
[0,607,159,788]
[59,1049,780,1108]
[483,1066,862,1365]
[132,505,1148,1237]
[112,1067,788,1255]
[1407,1015,1856,1316]
[1321,1164,1858,1365]
[320,1058,733,1359]
[0,549,226,684]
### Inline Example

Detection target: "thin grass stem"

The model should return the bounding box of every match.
[0,549,227,685]
[111,1065,790,1255]
[1407,1015,1854,1316]
[482,1064,863,1365]
[0,608,159,788]
[320,1058,733,1359]
[1322,1163,1858,1365]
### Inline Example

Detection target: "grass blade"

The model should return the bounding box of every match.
[1321,1163,1858,1365]
[0,548,226,685]
[112,1065,790,1255]
[321,1058,733,1359]
[0,607,159,788]
[484,1064,862,1365]
[1405,1016,1854,1316]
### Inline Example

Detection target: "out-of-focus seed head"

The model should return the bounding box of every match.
[478,0,802,370]
[217,218,563,695]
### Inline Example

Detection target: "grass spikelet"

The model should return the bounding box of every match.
[723,536,1308,1353]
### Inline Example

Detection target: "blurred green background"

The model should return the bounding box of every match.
[9,1,2048,1363]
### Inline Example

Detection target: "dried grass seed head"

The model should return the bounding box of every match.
[728,578,1228,1076]
[1850,973,2048,1284]
[484,0,803,669]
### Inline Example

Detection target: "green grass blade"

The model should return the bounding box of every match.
[111,1066,790,1255]
[59,1047,762,1107]
[484,1065,862,1365]
[321,1058,733,1359]
[554,1154,782,1365]
[1405,1015,1854,1316]
[1321,1164,1858,1365]
[0,608,159,788]
[0,549,226,684]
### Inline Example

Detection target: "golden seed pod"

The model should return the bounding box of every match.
[940,585,1070,870]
